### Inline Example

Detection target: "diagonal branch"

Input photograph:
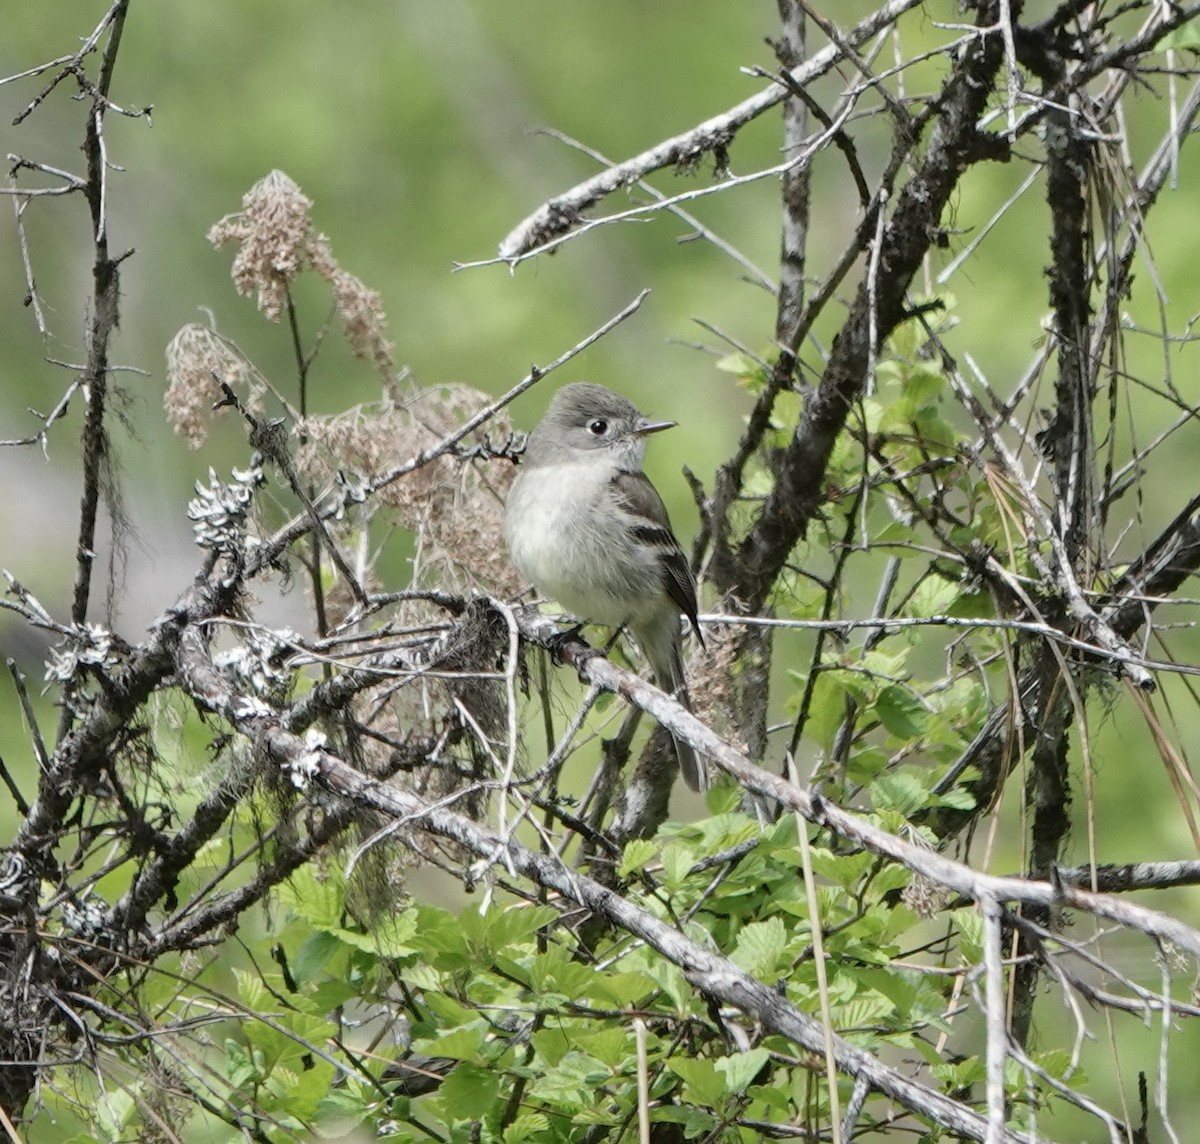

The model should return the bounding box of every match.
[514,609,1200,955]
[497,0,926,261]
[310,747,1030,1142]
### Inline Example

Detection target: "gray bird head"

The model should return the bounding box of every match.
[522,382,675,471]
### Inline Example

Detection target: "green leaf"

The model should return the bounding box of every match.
[834,993,898,1031]
[875,686,927,740]
[574,1026,631,1070]
[857,397,884,435]
[844,747,890,784]
[437,1061,502,1121]
[315,1085,369,1136]
[955,908,984,962]
[224,1038,255,1087]
[900,363,946,410]
[422,992,476,1027]
[869,864,912,897]
[937,785,977,810]
[641,956,690,1012]
[707,782,749,816]
[293,929,341,983]
[504,1114,551,1142]
[419,1024,486,1062]
[1032,1048,1077,1082]
[479,903,560,957]
[714,1047,770,1094]
[906,573,961,618]
[786,670,843,749]
[267,1057,336,1121]
[660,842,697,889]
[806,847,874,891]
[245,1011,337,1074]
[855,968,920,1019]
[715,351,766,383]
[874,519,919,553]
[667,1056,727,1106]
[410,906,470,966]
[233,967,269,1011]
[731,916,787,977]
[582,969,659,1009]
[530,945,597,1001]
[278,867,343,930]
[932,1054,987,1089]
[859,647,910,681]
[911,408,958,449]
[869,771,930,816]
[333,909,419,957]
[373,908,421,956]
[619,838,658,877]
[93,1090,136,1140]
[527,1050,608,1110]
[530,1025,574,1071]
[306,979,356,1013]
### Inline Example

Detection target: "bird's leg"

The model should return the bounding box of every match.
[547,619,591,664]
[548,622,626,667]
[602,624,627,656]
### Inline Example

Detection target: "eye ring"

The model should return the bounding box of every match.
[587,418,608,436]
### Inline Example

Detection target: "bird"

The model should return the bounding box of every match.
[504,382,706,791]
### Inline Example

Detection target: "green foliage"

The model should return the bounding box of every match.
[36,805,1008,1142]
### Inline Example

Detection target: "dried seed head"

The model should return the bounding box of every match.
[164,324,255,448]
[207,171,395,380]
[297,384,519,598]
[328,267,395,377]
[209,169,315,321]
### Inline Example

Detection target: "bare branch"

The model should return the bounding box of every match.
[497,0,926,261]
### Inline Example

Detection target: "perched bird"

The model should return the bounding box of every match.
[504,382,706,790]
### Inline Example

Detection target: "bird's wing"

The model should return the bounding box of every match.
[611,470,703,644]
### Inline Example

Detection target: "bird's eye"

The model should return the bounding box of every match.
[587,418,608,436]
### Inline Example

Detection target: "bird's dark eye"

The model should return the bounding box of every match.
[587,418,608,436]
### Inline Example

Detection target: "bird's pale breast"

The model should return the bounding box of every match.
[505,461,662,627]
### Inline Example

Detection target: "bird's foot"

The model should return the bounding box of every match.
[548,622,590,664]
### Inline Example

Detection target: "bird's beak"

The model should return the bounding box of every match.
[634,417,676,436]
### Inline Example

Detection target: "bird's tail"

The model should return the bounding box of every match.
[669,693,706,793]
[645,627,707,793]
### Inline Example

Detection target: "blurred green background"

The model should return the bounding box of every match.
[3,3,1200,1137]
